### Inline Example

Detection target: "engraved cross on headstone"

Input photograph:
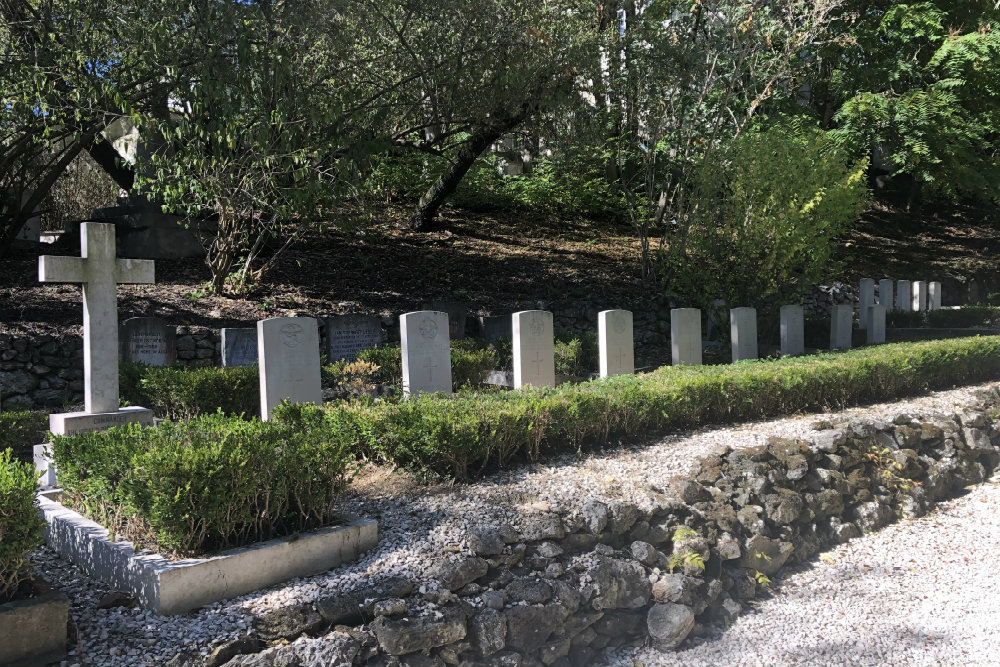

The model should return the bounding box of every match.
[38,222,154,413]
[531,350,544,375]
[616,348,625,370]
[424,356,438,382]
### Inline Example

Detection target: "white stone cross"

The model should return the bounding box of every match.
[39,222,154,413]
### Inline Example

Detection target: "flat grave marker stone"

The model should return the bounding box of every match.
[896,280,912,312]
[120,317,176,366]
[928,282,942,310]
[912,281,928,312]
[730,307,758,361]
[400,311,452,396]
[325,315,384,362]
[879,279,894,310]
[859,278,875,329]
[221,328,258,367]
[830,304,853,350]
[867,304,886,344]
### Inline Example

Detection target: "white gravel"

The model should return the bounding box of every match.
[607,471,1000,667]
[36,381,998,667]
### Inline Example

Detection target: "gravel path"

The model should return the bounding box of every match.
[37,381,997,667]
[607,471,1000,667]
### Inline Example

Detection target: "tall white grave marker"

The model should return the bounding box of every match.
[257,317,322,420]
[830,305,853,350]
[400,311,452,396]
[671,308,702,366]
[859,278,875,329]
[896,280,912,312]
[878,279,894,310]
[780,305,805,357]
[513,310,555,389]
[911,281,928,312]
[598,309,634,378]
[928,282,942,310]
[730,307,758,361]
[38,222,155,432]
[866,305,886,344]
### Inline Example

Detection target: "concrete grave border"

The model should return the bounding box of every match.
[38,491,378,615]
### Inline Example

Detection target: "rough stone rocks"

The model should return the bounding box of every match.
[506,577,552,604]
[963,427,994,453]
[588,557,652,610]
[520,514,566,541]
[852,500,896,533]
[315,576,415,626]
[716,533,741,560]
[651,574,700,605]
[252,604,324,641]
[629,540,659,566]
[812,429,846,453]
[580,500,610,534]
[295,635,362,667]
[504,604,566,653]
[433,557,489,591]
[469,527,506,556]
[370,609,467,656]
[738,535,794,575]
[471,609,507,657]
[646,603,695,650]
[206,637,264,667]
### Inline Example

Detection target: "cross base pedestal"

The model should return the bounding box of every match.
[37,408,155,490]
[49,406,154,437]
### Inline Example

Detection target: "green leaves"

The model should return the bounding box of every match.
[0,448,47,602]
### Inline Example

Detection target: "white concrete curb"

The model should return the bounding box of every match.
[38,491,378,615]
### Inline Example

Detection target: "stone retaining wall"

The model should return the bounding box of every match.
[0,333,83,410]
[177,387,1000,667]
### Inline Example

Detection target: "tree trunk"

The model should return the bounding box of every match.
[408,112,525,230]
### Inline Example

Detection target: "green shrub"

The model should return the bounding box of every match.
[554,331,599,376]
[926,307,1000,328]
[0,448,47,602]
[331,336,1000,479]
[0,411,49,454]
[887,310,925,328]
[120,362,259,419]
[325,342,498,392]
[50,403,354,557]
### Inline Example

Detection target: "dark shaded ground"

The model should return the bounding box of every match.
[2,200,998,336]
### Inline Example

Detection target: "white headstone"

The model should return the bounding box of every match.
[325,315,384,362]
[780,305,804,357]
[830,305,853,350]
[120,317,176,366]
[866,305,886,344]
[878,279,894,310]
[671,308,702,366]
[38,221,155,415]
[896,280,912,312]
[859,278,875,329]
[928,282,942,310]
[730,307,758,362]
[400,311,452,396]
[598,310,634,378]
[257,317,322,420]
[911,281,927,312]
[513,310,555,389]
[221,328,258,367]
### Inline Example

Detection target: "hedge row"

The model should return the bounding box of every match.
[50,403,353,557]
[0,410,49,456]
[327,335,1000,478]
[887,306,1000,329]
[0,448,46,602]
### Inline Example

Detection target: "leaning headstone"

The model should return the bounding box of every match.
[400,311,452,396]
[325,315,384,362]
[830,305,853,350]
[671,308,702,366]
[911,281,927,312]
[598,310,634,378]
[858,278,875,329]
[896,280,912,312]
[730,307,758,362]
[866,305,886,344]
[423,301,467,340]
[119,317,176,366]
[928,282,942,310]
[513,310,555,389]
[878,279,894,310]
[257,317,322,420]
[478,315,513,342]
[780,305,804,357]
[221,328,258,367]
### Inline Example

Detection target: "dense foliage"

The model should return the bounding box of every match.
[0,448,46,601]
[0,410,48,453]
[50,404,353,556]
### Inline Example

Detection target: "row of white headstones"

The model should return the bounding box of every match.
[34,223,942,439]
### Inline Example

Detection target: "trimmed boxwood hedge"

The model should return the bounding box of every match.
[0,448,47,602]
